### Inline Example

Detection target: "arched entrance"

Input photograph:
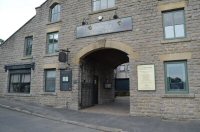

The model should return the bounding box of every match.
[74,40,138,115]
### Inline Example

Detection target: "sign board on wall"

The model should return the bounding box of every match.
[76,17,133,38]
[137,65,155,91]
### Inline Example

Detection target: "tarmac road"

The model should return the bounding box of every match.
[0,107,101,132]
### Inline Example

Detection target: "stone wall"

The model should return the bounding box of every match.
[0,0,200,119]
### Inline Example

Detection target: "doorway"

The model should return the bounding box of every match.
[80,48,129,113]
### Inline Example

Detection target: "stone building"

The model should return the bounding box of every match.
[0,0,200,120]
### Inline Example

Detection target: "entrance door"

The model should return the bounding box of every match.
[93,76,98,105]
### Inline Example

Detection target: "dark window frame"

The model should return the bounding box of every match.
[24,36,33,56]
[8,69,31,94]
[162,9,186,40]
[45,69,56,92]
[164,61,189,94]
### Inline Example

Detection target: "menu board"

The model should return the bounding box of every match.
[137,65,155,91]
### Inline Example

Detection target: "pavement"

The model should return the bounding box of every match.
[0,97,200,132]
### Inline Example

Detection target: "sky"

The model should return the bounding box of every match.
[0,0,46,40]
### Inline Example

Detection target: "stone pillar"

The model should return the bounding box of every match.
[68,64,80,110]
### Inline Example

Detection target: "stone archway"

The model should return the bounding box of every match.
[73,39,139,65]
[71,39,139,113]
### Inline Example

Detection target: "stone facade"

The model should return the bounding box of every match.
[0,0,200,120]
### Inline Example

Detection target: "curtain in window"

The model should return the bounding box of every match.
[10,74,20,92]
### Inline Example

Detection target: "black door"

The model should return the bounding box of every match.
[93,76,98,105]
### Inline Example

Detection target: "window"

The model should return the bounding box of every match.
[92,0,115,11]
[47,32,58,54]
[24,36,33,56]
[45,69,56,92]
[50,4,61,23]
[163,9,186,39]
[164,61,189,93]
[119,65,125,71]
[9,69,31,93]
[127,65,130,71]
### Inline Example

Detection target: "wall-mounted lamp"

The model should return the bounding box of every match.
[113,11,119,19]
[82,18,88,25]
[98,16,103,21]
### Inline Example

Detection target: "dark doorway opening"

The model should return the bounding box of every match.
[80,48,129,114]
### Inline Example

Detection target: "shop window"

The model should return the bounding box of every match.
[9,69,31,93]
[164,61,189,93]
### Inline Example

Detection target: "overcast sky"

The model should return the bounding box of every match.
[0,0,46,40]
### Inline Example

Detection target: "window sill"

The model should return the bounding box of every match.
[43,53,58,58]
[162,93,195,98]
[89,7,118,15]
[46,20,62,25]
[161,37,192,44]
[5,93,32,97]
[41,92,57,96]
[21,56,33,60]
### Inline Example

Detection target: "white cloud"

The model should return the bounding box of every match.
[0,0,46,40]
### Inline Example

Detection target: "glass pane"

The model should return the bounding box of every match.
[101,0,107,9]
[53,43,58,52]
[48,34,54,43]
[93,0,100,11]
[53,33,58,43]
[25,37,32,56]
[175,24,185,38]
[167,63,186,90]
[52,7,56,14]
[163,13,173,26]
[48,44,53,53]
[54,5,58,13]
[165,26,174,39]
[21,74,31,83]
[47,70,56,78]
[10,74,20,93]
[21,74,31,93]
[46,78,55,92]
[53,14,58,22]
[57,4,61,12]
[11,74,20,83]
[108,0,115,8]
[46,70,56,92]
[174,11,184,25]
[119,65,125,71]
